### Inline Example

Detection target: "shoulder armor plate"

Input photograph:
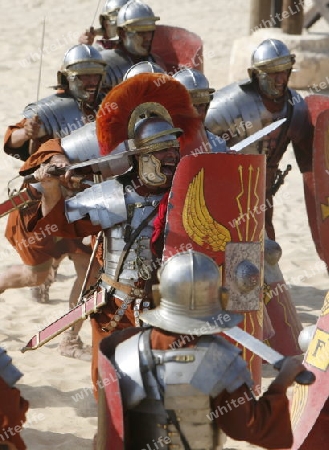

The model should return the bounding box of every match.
[23,93,85,139]
[102,49,132,89]
[65,178,127,227]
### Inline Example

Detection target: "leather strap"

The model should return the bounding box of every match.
[99,204,160,332]
[112,204,159,284]
[101,273,145,298]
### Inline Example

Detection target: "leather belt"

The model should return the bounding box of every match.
[101,273,145,298]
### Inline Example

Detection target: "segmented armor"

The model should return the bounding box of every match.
[110,329,252,450]
[102,48,163,90]
[205,80,309,158]
[65,178,164,327]
[23,93,89,140]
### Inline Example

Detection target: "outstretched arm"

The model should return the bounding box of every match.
[214,356,307,449]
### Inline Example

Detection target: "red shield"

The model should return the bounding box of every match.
[164,153,266,386]
[305,94,329,126]
[98,350,124,450]
[304,94,329,262]
[152,25,203,74]
[313,108,329,268]
[287,293,329,449]
[97,328,143,449]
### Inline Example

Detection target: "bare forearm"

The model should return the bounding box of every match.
[7,128,30,148]
[41,188,63,217]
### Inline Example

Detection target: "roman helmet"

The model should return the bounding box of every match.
[116,0,160,56]
[123,61,165,80]
[57,44,107,104]
[127,102,182,187]
[96,73,200,158]
[173,68,215,105]
[99,0,130,39]
[141,250,243,333]
[248,39,295,98]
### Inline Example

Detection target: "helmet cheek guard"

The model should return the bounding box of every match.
[138,153,167,187]
[128,103,182,189]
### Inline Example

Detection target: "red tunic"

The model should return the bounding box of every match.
[0,377,29,450]
[5,140,91,267]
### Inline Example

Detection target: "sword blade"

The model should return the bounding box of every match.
[0,189,34,219]
[223,326,316,385]
[224,326,283,364]
[68,147,141,171]
[230,118,287,152]
[21,289,107,352]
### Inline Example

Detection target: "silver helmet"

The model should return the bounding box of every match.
[173,68,215,105]
[99,0,129,39]
[123,61,165,80]
[128,104,182,187]
[248,39,295,98]
[141,250,242,334]
[58,44,107,103]
[117,0,160,56]
[128,102,183,151]
[117,0,159,31]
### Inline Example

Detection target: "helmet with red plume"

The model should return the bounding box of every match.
[96,73,202,156]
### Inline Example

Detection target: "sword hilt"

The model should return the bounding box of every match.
[24,165,86,185]
[274,357,316,385]
[270,164,292,196]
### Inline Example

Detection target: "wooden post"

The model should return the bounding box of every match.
[281,0,305,34]
[273,0,283,27]
[250,0,272,33]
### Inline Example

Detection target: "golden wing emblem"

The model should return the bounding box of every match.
[290,384,309,430]
[182,168,231,251]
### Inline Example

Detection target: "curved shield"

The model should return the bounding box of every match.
[98,348,124,450]
[163,153,266,385]
[304,94,329,263]
[152,25,203,74]
[313,108,329,268]
[305,94,329,126]
[287,292,329,449]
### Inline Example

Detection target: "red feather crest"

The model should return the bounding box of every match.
[96,73,201,155]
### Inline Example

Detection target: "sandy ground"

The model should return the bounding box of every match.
[0,0,328,449]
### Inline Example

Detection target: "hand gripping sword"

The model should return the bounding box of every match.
[223,326,316,385]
